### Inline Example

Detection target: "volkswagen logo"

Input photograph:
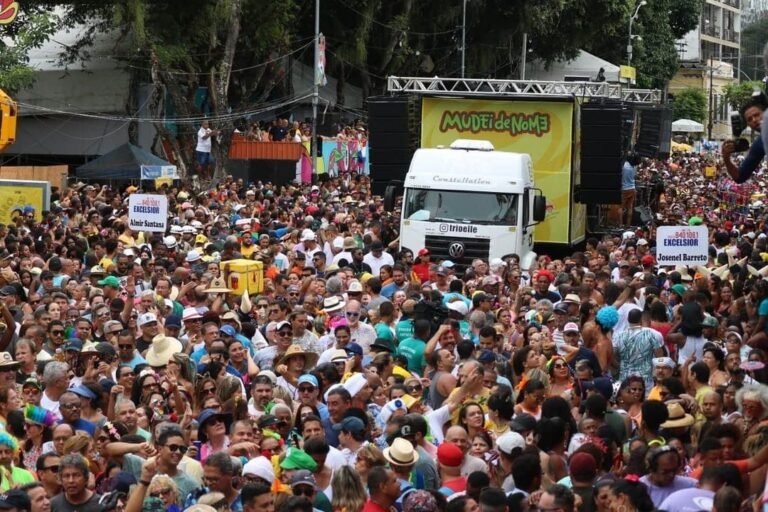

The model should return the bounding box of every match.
[448,242,465,258]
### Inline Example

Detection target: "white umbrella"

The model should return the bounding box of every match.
[672,119,704,133]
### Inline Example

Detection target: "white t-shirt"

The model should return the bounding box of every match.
[196,128,213,152]
[363,252,394,276]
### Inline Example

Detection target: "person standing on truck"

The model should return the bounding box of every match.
[723,96,767,183]
[621,153,640,226]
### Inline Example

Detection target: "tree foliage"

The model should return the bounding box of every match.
[0,8,59,94]
[672,87,707,124]
[723,81,765,111]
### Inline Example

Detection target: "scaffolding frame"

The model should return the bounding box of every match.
[386,76,662,104]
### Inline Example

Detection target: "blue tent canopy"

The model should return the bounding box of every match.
[76,143,171,180]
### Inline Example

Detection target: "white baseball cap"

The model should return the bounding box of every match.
[137,313,158,327]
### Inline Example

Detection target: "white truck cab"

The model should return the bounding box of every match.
[399,139,546,271]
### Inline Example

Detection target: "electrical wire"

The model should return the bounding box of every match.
[333,0,458,37]
[16,91,315,124]
[121,40,314,76]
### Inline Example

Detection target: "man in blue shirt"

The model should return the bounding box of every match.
[724,97,766,183]
[621,153,640,226]
[58,390,96,436]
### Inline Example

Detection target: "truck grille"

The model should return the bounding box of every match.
[424,235,490,270]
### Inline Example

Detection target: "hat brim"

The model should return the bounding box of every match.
[198,413,233,443]
[278,351,319,368]
[205,286,233,294]
[383,447,419,466]
[661,414,694,429]
[324,302,346,313]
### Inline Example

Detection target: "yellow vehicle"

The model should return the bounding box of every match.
[0,89,17,153]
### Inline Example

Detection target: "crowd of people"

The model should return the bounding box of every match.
[1,141,768,512]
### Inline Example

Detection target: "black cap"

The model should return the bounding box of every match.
[0,286,17,297]
[0,489,31,510]
[510,413,537,433]
[257,414,286,429]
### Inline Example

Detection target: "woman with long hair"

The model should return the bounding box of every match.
[514,379,546,419]
[457,402,486,439]
[131,372,160,407]
[167,353,196,398]
[487,391,513,438]
[194,377,218,414]
[330,465,367,512]
[615,376,645,432]
[703,345,729,387]
[608,478,655,512]
[354,444,387,490]
[547,356,574,399]
[78,382,107,425]
[22,404,55,471]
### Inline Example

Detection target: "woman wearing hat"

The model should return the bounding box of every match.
[197,409,233,462]
[275,345,319,400]
[22,404,56,472]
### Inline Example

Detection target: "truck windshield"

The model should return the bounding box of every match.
[404,188,519,225]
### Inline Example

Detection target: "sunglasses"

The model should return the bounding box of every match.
[43,465,60,473]
[298,386,315,393]
[293,487,314,498]
[150,488,174,498]
[108,330,122,336]
[277,331,292,337]
[553,363,568,369]
[118,344,133,349]
[406,385,423,393]
[164,444,188,454]
[346,312,360,317]
[51,331,64,336]
[203,387,216,394]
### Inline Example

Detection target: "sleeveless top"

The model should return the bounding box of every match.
[429,371,448,410]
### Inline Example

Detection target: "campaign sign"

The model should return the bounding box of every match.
[128,194,168,232]
[656,226,709,265]
[140,165,179,180]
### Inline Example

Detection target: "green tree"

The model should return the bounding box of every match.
[0,8,59,94]
[672,87,707,123]
[723,81,765,110]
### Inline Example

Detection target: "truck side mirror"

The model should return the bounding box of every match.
[384,185,397,212]
[533,196,547,222]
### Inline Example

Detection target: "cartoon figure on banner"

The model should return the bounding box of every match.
[0,1,19,24]
[327,140,348,176]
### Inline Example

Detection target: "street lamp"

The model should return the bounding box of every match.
[627,0,647,67]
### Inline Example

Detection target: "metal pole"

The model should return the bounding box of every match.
[708,61,714,140]
[627,18,633,67]
[461,0,467,78]
[311,0,319,176]
[520,32,527,80]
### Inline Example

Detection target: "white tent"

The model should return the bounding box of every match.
[525,50,621,83]
[672,119,705,132]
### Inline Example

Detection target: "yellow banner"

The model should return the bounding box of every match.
[0,183,46,224]
[421,97,576,244]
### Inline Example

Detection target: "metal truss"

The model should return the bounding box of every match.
[387,76,661,104]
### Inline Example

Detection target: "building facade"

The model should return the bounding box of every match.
[669,0,742,140]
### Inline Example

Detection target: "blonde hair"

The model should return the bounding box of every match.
[148,475,178,501]
[331,466,367,512]
[62,433,91,456]
[356,444,386,468]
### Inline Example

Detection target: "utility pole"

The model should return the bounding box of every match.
[461,0,467,77]
[311,0,320,176]
[627,0,647,67]
[708,60,714,140]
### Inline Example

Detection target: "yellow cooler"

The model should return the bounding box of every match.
[220,259,264,296]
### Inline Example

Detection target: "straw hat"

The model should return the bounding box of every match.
[278,345,319,368]
[205,277,233,294]
[660,402,694,429]
[383,438,420,466]
[145,335,183,367]
[323,296,346,313]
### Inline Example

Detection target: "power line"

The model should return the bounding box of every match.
[333,0,458,37]
[121,41,314,76]
[16,91,315,124]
